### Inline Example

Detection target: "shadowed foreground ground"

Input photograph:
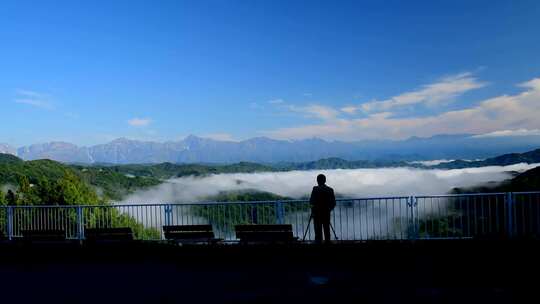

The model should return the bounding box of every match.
[0,240,538,303]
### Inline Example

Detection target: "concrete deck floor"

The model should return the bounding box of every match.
[0,240,538,303]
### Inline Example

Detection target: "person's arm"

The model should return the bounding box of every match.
[329,188,336,210]
[309,187,316,207]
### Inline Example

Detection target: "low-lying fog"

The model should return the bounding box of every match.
[117,163,540,204]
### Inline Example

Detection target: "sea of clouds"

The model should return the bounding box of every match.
[115,163,540,239]
[117,163,540,204]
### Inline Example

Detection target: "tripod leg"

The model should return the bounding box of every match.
[302,214,313,241]
[329,222,339,240]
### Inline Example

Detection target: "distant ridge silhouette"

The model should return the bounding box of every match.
[2,134,540,164]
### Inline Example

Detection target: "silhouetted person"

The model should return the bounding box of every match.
[309,174,336,243]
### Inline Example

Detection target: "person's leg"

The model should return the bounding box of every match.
[313,214,323,244]
[322,212,331,242]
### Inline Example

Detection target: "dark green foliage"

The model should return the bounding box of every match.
[96,161,277,179]
[0,153,160,202]
[6,170,100,206]
[417,206,464,239]
[204,189,291,202]
[0,154,158,238]
[0,189,5,206]
[82,207,161,239]
[277,157,410,170]
[5,190,17,206]
[0,157,75,186]
[91,158,416,181]
[0,153,23,164]
[190,190,306,230]
[71,166,161,201]
[190,203,278,230]
[452,165,540,194]
[503,166,540,192]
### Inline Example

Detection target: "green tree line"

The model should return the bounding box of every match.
[0,154,159,239]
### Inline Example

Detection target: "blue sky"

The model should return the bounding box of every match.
[1,0,540,146]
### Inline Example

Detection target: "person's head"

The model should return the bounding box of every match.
[316,174,326,185]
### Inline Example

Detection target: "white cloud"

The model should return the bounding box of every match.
[15,99,52,109]
[265,77,540,141]
[14,89,52,109]
[266,98,339,121]
[268,99,285,104]
[341,106,359,114]
[286,104,339,120]
[128,118,152,127]
[16,89,45,98]
[360,72,486,113]
[249,102,263,109]
[472,129,540,138]
[64,112,79,119]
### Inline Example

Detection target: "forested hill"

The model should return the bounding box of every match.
[0,154,160,202]
[452,166,540,194]
[93,159,413,179]
[276,157,409,170]
[0,154,163,239]
[434,148,540,169]
[0,155,76,185]
[502,166,540,192]
[93,161,276,179]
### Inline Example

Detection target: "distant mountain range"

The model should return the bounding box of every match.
[2,134,540,164]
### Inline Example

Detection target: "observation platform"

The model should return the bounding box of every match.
[0,239,538,303]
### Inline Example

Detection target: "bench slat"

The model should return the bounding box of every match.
[163,225,216,242]
[235,224,293,232]
[236,231,294,241]
[234,224,296,242]
[21,229,66,241]
[164,232,215,240]
[85,227,134,241]
[163,225,213,232]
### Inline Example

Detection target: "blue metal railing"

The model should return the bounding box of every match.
[1,192,539,241]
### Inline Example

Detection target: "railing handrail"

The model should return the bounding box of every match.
[1,191,539,208]
[415,192,508,198]
[510,191,540,195]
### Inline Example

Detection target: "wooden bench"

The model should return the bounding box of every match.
[84,227,134,242]
[163,225,218,243]
[21,229,66,241]
[235,224,297,243]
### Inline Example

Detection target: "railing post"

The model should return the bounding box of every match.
[414,196,419,239]
[275,201,285,224]
[164,204,173,226]
[76,206,84,241]
[506,192,514,238]
[251,203,258,224]
[408,196,418,240]
[7,206,13,241]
